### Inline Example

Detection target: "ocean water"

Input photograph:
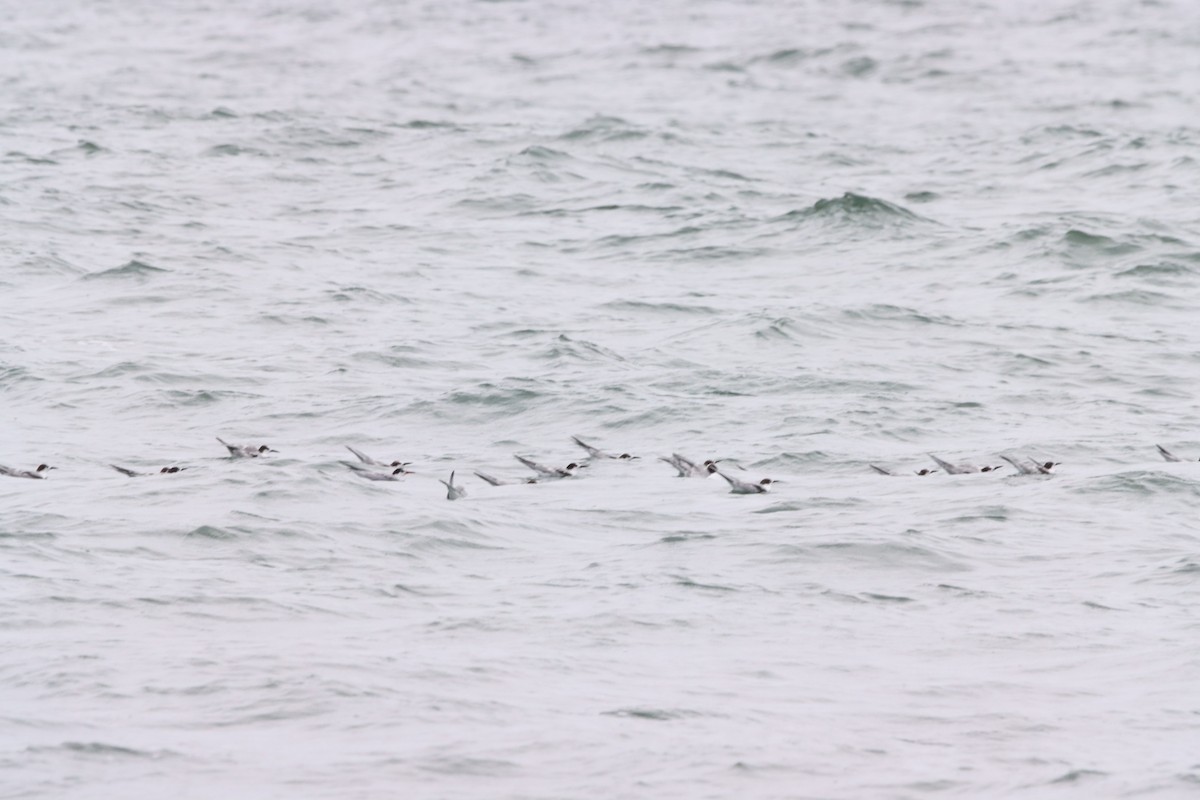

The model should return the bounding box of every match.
[2,0,1199,797]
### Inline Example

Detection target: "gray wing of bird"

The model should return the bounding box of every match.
[514,455,558,477]
[1156,444,1182,462]
[869,464,893,476]
[658,455,687,477]
[110,464,141,477]
[928,453,969,474]
[345,445,376,465]
[441,471,466,500]
[716,469,748,492]
[999,454,1035,475]
[571,436,604,458]
[473,471,507,486]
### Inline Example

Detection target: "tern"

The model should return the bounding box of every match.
[217,437,277,458]
[514,455,582,479]
[570,435,637,460]
[0,464,55,479]
[714,467,779,494]
[474,470,537,486]
[659,453,719,478]
[927,454,1003,475]
[1000,455,1062,475]
[341,461,409,482]
[110,465,186,477]
[870,464,938,476]
[440,471,467,500]
[345,445,411,469]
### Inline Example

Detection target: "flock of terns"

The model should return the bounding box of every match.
[2,438,1197,498]
[875,444,1197,476]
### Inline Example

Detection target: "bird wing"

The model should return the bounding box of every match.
[571,436,603,458]
[999,455,1033,475]
[1156,444,1181,462]
[345,445,374,464]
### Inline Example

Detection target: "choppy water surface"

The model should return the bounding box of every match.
[2,0,1199,796]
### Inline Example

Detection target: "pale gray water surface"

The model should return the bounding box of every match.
[2,0,1199,797]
